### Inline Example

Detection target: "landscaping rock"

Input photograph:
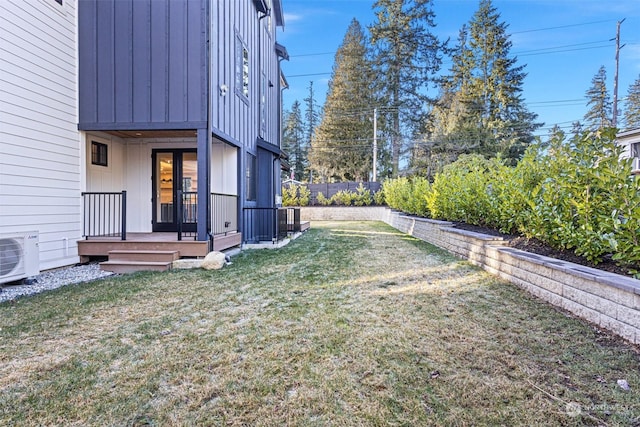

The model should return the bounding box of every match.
[202,251,227,270]
[172,259,203,269]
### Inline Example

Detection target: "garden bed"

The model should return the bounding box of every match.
[453,222,634,278]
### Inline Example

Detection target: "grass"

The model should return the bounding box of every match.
[1,220,639,426]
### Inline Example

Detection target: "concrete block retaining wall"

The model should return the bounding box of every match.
[299,206,640,345]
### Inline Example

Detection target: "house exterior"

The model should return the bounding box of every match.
[617,128,640,173]
[0,0,288,279]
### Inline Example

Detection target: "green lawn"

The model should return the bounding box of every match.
[1,221,638,426]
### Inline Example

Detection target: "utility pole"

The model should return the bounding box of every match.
[373,108,378,182]
[612,18,625,127]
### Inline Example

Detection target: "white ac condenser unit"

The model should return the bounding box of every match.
[0,232,39,285]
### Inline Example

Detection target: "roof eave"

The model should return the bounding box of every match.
[273,0,284,27]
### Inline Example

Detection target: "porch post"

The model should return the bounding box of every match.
[197,128,210,242]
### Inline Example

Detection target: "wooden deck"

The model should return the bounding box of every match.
[78,232,241,259]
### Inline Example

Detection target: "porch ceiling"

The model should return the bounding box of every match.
[104,130,198,139]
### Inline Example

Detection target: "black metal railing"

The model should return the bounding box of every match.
[242,207,299,243]
[286,207,301,233]
[82,191,127,239]
[278,208,288,241]
[177,190,197,240]
[211,193,238,235]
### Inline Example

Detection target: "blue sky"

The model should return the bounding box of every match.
[277,0,640,136]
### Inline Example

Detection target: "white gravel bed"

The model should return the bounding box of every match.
[0,263,116,303]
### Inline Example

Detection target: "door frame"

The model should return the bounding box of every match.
[151,149,197,232]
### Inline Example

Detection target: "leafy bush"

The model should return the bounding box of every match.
[379,128,640,276]
[490,145,545,235]
[427,154,499,226]
[281,184,298,206]
[281,184,310,206]
[383,177,430,216]
[530,129,637,264]
[316,192,331,206]
[332,190,356,206]
[298,185,311,207]
[354,183,373,206]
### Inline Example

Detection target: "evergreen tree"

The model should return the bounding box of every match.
[309,19,376,182]
[370,0,444,177]
[282,101,307,181]
[623,75,640,130]
[303,81,321,183]
[304,81,321,148]
[424,0,539,172]
[584,65,612,131]
[571,121,584,139]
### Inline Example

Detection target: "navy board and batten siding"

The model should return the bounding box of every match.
[77,0,287,243]
[210,0,287,239]
[78,0,208,131]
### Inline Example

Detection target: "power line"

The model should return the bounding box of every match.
[285,39,619,78]
[509,19,616,35]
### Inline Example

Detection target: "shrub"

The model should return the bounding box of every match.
[382,177,430,216]
[373,189,385,205]
[378,129,640,276]
[281,184,310,206]
[354,183,373,206]
[427,154,499,226]
[298,185,311,207]
[332,190,356,206]
[316,192,331,206]
[282,184,298,206]
[530,129,638,265]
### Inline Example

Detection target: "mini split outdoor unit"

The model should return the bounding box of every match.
[0,232,40,285]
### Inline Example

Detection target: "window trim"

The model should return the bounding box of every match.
[235,34,250,102]
[91,141,108,167]
[245,153,256,201]
[260,71,267,135]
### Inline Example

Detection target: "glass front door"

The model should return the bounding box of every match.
[153,150,198,232]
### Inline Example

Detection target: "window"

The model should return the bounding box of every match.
[91,141,108,167]
[246,154,256,201]
[235,36,249,99]
[631,142,640,158]
[260,72,267,135]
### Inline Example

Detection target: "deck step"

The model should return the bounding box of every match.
[99,260,173,274]
[107,250,180,263]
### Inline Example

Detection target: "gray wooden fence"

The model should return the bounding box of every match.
[284,182,382,206]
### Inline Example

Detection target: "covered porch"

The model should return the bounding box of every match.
[78,190,242,272]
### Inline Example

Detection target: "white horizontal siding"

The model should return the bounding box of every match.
[0,0,80,271]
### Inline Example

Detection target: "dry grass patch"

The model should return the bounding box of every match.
[1,221,639,426]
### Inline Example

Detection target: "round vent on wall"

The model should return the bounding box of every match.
[0,238,22,276]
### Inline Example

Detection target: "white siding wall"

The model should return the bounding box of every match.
[0,0,80,270]
[211,142,238,195]
[617,129,640,159]
[85,134,125,192]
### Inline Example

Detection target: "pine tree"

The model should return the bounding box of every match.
[623,75,640,130]
[370,0,444,177]
[302,82,321,183]
[304,81,321,148]
[282,101,307,181]
[424,0,539,171]
[584,65,612,131]
[309,19,376,182]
